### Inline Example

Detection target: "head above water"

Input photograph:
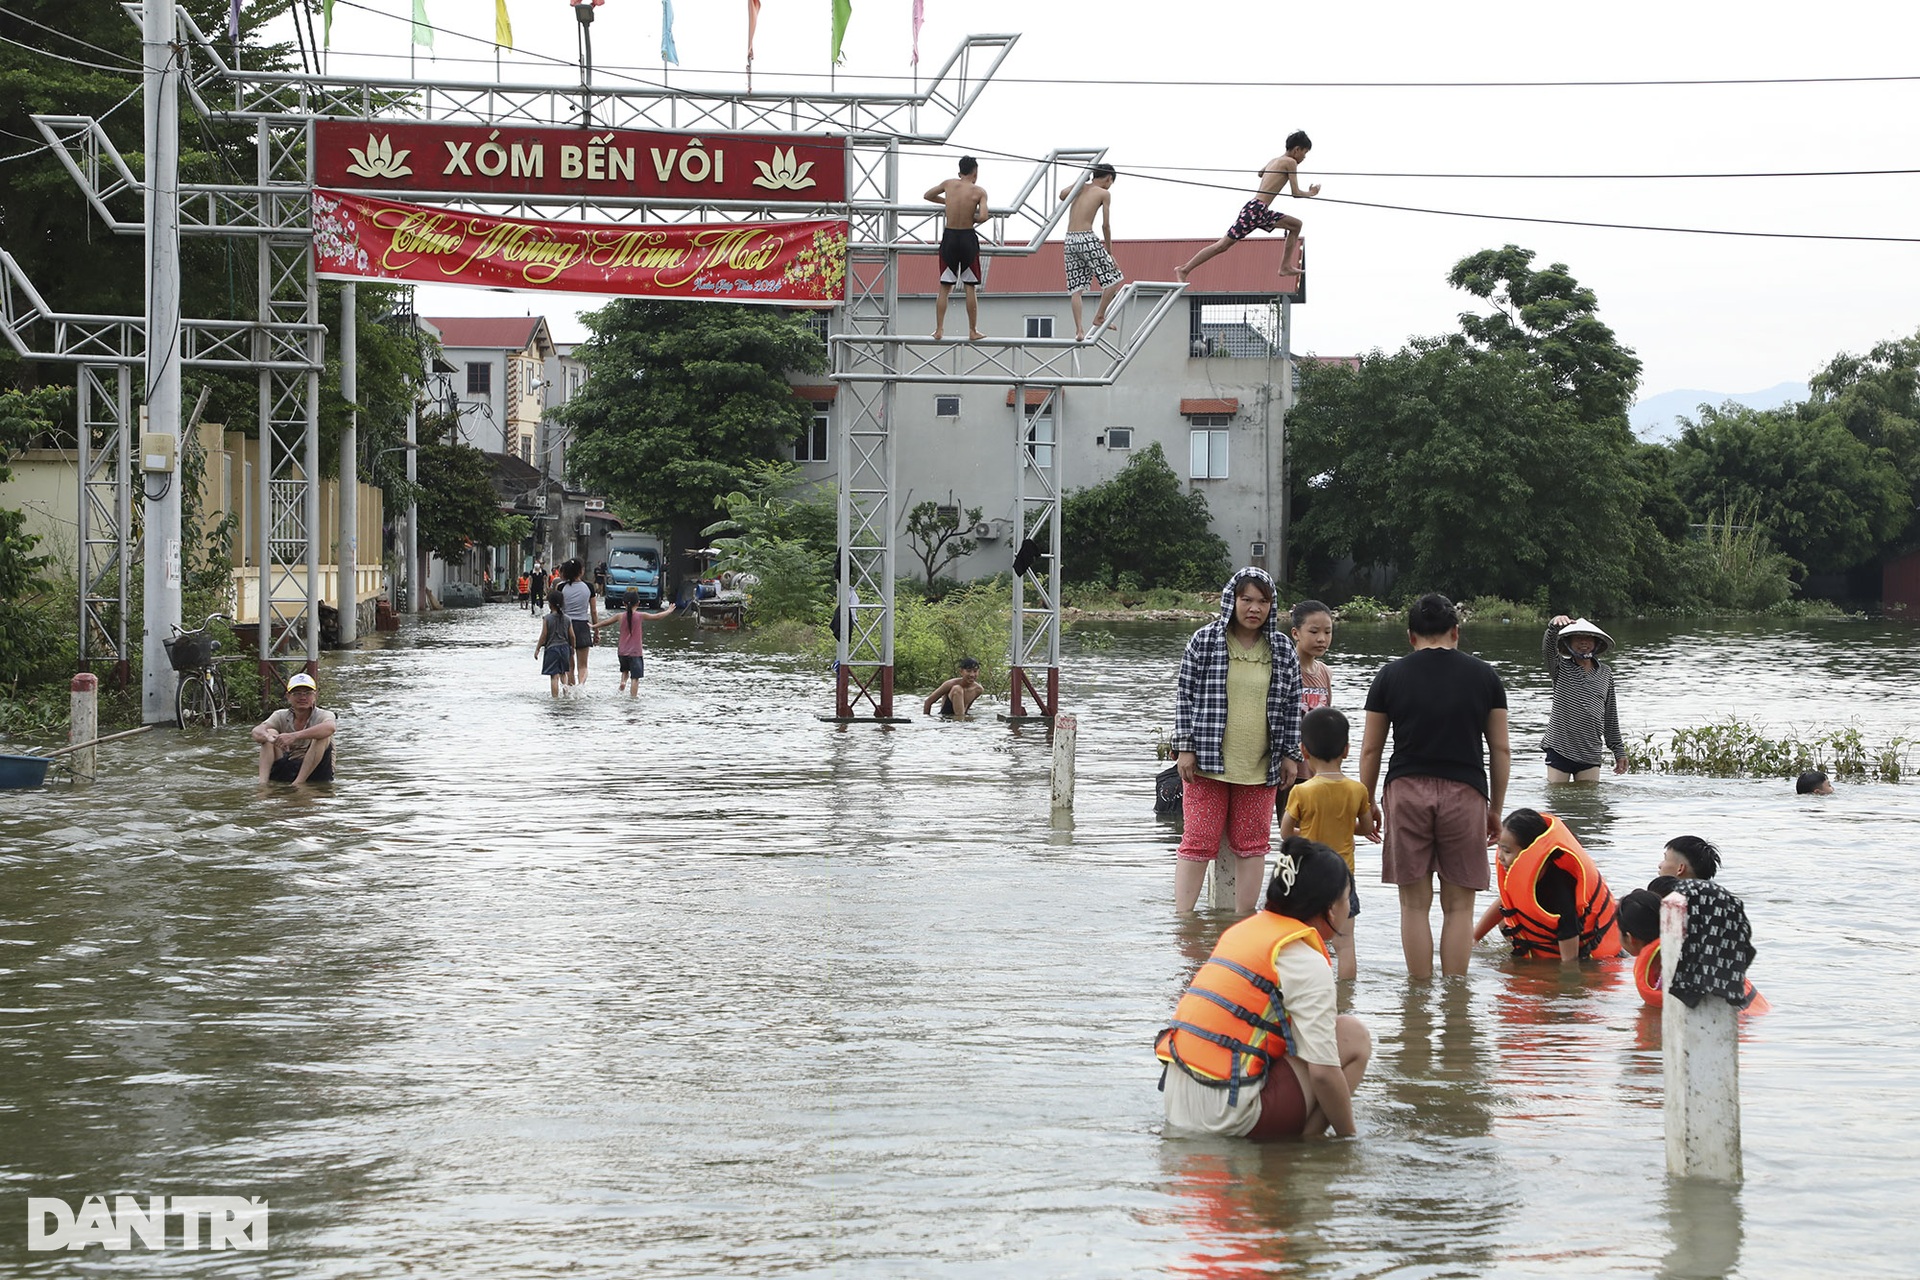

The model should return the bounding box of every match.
[1265,836,1351,922]
[1660,835,1719,880]
[1407,592,1459,638]
[1301,706,1349,763]
[1797,769,1833,795]
[1617,888,1662,945]
[958,155,978,176]
[957,656,980,677]
[1496,808,1552,867]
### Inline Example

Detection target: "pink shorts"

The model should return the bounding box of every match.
[1177,775,1279,862]
[1380,775,1491,889]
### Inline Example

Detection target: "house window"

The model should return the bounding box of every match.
[935,395,961,417]
[795,402,831,463]
[1105,427,1132,450]
[1188,413,1232,428]
[466,362,491,395]
[1026,409,1054,469]
[1024,316,1054,339]
[1189,429,1229,479]
[1250,540,1268,559]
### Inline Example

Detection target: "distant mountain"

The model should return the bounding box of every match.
[1630,382,1809,441]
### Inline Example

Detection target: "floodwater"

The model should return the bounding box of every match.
[2,607,1918,1277]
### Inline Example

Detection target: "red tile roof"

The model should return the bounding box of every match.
[1180,398,1241,416]
[1004,387,1057,407]
[789,385,838,401]
[871,238,1303,296]
[422,316,550,353]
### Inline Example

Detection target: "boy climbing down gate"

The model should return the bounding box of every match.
[1176,131,1317,282]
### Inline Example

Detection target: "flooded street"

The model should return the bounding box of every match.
[4,606,1919,1276]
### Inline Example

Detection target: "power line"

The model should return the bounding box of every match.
[1124,163,1920,182]
[0,4,141,68]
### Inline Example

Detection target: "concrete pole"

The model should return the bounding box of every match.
[139,0,183,725]
[1661,891,1742,1181]
[1209,840,1238,911]
[68,673,99,784]
[1276,297,1294,581]
[1049,713,1077,825]
[406,397,419,611]
[338,284,358,643]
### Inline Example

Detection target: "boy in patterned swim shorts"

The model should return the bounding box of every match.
[1176,131,1317,283]
[1057,163,1124,340]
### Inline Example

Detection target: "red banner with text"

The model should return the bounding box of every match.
[314,122,847,203]
[311,190,848,307]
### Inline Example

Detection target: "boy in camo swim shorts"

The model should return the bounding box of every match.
[1177,131,1317,283]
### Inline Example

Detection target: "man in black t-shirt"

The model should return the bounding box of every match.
[1358,593,1511,978]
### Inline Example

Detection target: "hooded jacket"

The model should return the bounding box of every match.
[1171,567,1303,786]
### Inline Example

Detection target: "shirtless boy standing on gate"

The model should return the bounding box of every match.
[1176,131,1317,282]
[1057,163,1123,340]
[925,156,990,341]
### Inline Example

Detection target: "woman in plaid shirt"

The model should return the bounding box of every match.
[1171,567,1305,914]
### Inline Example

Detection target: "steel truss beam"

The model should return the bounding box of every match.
[1008,385,1062,720]
[75,364,133,675]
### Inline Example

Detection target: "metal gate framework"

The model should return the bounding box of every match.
[3,10,1186,718]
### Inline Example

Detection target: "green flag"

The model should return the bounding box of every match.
[412,0,433,46]
[322,0,334,46]
[830,0,852,65]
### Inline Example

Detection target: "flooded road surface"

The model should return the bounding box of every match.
[3,607,1918,1276]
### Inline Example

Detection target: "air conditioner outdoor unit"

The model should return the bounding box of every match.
[972,521,996,539]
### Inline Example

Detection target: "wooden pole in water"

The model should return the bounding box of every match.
[1661,891,1742,1181]
[68,673,98,784]
[1049,714,1076,825]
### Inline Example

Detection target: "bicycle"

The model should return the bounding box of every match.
[165,613,232,729]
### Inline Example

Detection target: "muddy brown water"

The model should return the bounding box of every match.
[2,608,1917,1276]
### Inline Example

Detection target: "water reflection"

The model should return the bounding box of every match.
[1661,1178,1745,1279]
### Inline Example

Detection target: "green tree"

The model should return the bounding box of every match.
[558,300,826,535]
[1802,330,1920,545]
[0,386,71,683]
[1448,244,1644,424]
[414,414,513,564]
[1670,404,1908,575]
[1062,442,1229,589]
[700,461,836,623]
[904,500,981,583]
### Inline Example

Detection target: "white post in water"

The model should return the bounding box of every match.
[68,673,99,784]
[1208,840,1238,910]
[1049,713,1076,825]
[1662,891,1742,1181]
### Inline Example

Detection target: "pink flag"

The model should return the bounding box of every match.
[911,0,923,67]
[747,0,761,65]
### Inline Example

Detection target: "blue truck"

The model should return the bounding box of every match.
[603,532,666,609]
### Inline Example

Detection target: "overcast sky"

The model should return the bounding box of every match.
[306,0,1920,401]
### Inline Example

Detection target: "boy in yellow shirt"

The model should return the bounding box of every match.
[1280,707,1377,978]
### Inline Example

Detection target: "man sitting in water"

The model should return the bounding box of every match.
[251,672,336,783]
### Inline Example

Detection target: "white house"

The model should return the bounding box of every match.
[424,315,558,462]
[790,237,1313,581]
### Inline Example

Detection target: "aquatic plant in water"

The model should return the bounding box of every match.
[1634,718,1909,780]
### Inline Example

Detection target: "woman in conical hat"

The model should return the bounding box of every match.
[1541,615,1627,783]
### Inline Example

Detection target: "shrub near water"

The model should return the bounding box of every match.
[890,581,1012,695]
[1627,718,1912,780]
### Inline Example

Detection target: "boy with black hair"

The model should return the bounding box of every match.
[1659,835,1720,881]
[923,656,985,718]
[925,156,990,341]
[1058,163,1123,340]
[1280,706,1376,979]
[1797,769,1833,795]
[1176,131,1317,283]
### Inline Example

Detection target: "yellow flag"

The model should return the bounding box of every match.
[495,0,513,47]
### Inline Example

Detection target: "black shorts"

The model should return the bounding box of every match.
[939,228,981,285]
[1544,746,1600,774]
[619,654,644,678]
[268,746,333,783]
[570,619,593,649]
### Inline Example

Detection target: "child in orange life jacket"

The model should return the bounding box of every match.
[1279,707,1379,980]
[1472,808,1622,963]
[1157,838,1373,1140]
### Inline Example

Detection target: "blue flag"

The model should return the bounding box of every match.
[662,0,679,64]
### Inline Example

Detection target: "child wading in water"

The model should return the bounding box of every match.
[596,587,677,698]
[1290,599,1335,713]
[536,588,574,698]
[1279,707,1378,979]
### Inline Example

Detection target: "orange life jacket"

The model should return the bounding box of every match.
[1633,937,1770,1012]
[1155,912,1328,1106]
[1495,813,1621,960]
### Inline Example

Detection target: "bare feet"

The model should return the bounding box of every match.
[968,329,985,342]
[1173,267,1189,283]
[1090,312,1111,333]
[931,330,943,341]
[1075,330,1087,342]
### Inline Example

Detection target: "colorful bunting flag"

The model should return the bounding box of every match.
[831,0,852,65]
[412,0,433,47]
[912,0,924,67]
[662,0,679,65]
[495,0,512,47]
[228,0,240,40]
[747,0,761,66]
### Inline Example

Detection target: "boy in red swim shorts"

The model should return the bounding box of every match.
[1176,131,1317,283]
